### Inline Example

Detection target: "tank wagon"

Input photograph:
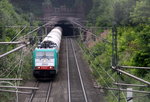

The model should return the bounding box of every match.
[32,27,62,79]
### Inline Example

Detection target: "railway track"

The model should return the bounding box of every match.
[66,37,88,102]
[25,81,53,102]
[19,37,104,102]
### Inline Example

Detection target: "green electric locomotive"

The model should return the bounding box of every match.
[32,27,62,79]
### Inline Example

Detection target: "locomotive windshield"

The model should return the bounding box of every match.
[36,51,54,59]
[35,51,54,66]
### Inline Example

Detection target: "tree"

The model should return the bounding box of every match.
[130,0,150,24]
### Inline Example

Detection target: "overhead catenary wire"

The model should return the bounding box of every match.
[75,39,115,81]
[15,41,37,79]
[0,45,29,77]
[0,51,18,68]
[0,51,21,77]
[79,27,112,44]
[14,49,25,102]
[1,44,34,78]
[0,59,20,77]
[1,41,36,101]
[91,62,118,101]
[0,42,29,58]
[11,25,27,41]
[2,43,36,101]
[69,19,112,44]
[6,61,21,77]
[111,23,150,101]
[75,39,118,101]
[0,19,54,101]
[13,19,57,45]
[15,49,24,86]
[76,38,127,102]
[21,18,58,38]
[16,42,37,85]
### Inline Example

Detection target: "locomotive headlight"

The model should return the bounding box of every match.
[43,59,46,62]
[42,58,47,63]
[36,66,41,69]
[49,66,54,69]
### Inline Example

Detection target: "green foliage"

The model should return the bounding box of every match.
[86,0,150,101]
[0,92,14,102]
[88,0,114,26]
[88,0,149,26]
[10,0,44,16]
[80,24,150,101]
[130,0,150,24]
[78,30,120,101]
[117,25,150,68]
[0,0,37,101]
[0,0,28,25]
[0,0,29,42]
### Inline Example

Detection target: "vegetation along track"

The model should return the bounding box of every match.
[66,37,88,102]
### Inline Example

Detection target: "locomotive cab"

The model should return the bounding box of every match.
[33,48,58,79]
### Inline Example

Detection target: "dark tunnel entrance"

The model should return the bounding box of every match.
[55,20,76,36]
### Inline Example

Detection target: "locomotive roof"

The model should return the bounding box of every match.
[34,48,57,52]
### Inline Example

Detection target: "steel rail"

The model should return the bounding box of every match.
[28,81,39,102]
[71,39,88,102]
[75,39,125,101]
[45,82,52,102]
[66,38,71,102]
[28,81,53,102]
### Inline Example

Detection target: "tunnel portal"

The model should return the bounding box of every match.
[55,20,76,36]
